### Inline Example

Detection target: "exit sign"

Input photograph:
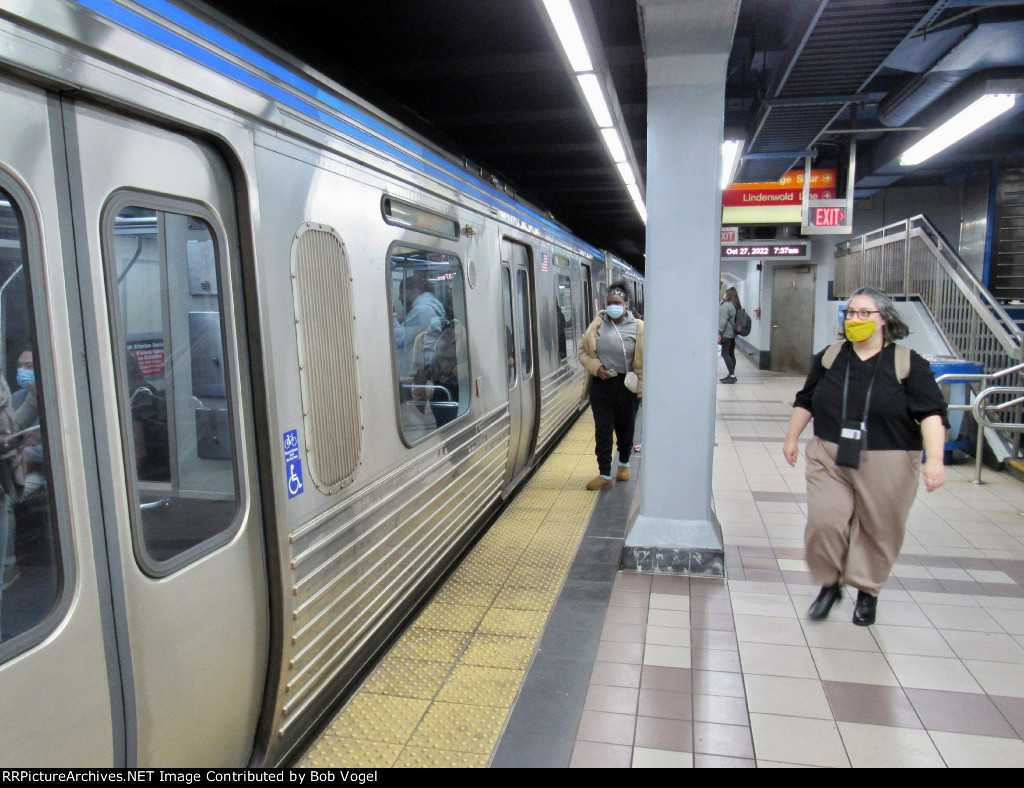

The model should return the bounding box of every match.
[802,199,852,235]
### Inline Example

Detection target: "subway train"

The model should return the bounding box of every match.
[0,0,643,768]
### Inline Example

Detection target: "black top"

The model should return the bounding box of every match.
[793,342,949,451]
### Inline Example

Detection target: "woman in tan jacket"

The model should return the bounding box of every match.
[578,282,644,490]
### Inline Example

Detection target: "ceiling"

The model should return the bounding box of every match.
[185,0,1024,273]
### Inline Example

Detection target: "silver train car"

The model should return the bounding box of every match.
[0,0,643,767]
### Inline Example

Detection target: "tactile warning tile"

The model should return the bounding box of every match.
[435,664,524,707]
[359,657,453,700]
[295,412,602,768]
[327,694,430,744]
[406,701,509,754]
[298,737,403,769]
[393,746,490,768]
[459,634,536,670]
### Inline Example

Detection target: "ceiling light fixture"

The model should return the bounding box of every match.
[540,0,645,224]
[900,93,1017,167]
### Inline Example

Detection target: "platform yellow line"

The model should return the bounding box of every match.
[297,411,601,768]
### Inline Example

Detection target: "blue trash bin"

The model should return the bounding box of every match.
[925,356,984,455]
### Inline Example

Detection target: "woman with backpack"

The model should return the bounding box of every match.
[782,287,948,626]
[718,287,741,383]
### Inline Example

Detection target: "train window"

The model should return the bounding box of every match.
[553,254,570,268]
[502,268,515,387]
[105,200,240,575]
[581,263,594,327]
[0,186,62,649]
[382,198,459,240]
[516,269,533,378]
[291,224,361,493]
[598,282,608,310]
[554,274,575,363]
[389,245,470,444]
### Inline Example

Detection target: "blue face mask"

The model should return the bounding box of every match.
[16,368,34,389]
[605,304,625,320]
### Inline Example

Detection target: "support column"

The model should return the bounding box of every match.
[621,0,741,576]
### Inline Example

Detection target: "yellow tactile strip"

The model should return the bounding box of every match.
[296,411,601,769]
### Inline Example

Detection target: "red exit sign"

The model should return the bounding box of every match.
[802,199,852,235]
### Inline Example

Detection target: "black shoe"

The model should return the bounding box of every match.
[806,583,842,620]
[853,591,877,626]
[720,375,737,384]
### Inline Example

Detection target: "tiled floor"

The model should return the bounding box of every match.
[564,349,1024,767]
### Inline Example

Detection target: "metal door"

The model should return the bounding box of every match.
[770,266,817,374]
[0,74,120,768]
[501,239,538,481]
[63,101,268,766]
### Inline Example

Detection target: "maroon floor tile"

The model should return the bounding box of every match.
[738,546,775,558]
[691,596,734,615]
[614,571,653,593]
[781,570,815,585]
[740,557,779,571]
[640,665,693,693]
[773,547,806,560]
[692,670,746,699]
[991,695,1024,740]
[651,575,691,596]
[693,754,756,768]
[608,590,649,609]
[584,684,640,715]
[576,710,636,746]
[596,640,644,665]
[692,722,754,759]
[689,611,736,632]
[634,715,693,752]
[981,583,1024,598]
[688,579,731,598]
[895,577,946,593]
[956,557,998,571]
[591,660,642,689]
[917,555,960,569]
[693,694,751,727]
[822,680,922,729]
[894,554,923,566]
[751,491,800,503]
[569,740,633,768]
[691,648,741,673]
[742,569,785,583]
[600,621,646,644]
[906,688,1019,738]
[937,580,986,596]
[603,605,650,626]
[637,688,693,721]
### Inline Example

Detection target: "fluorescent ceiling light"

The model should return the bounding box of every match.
[541,0,593,73]
[721,140,743,189]
[616,161,636,186]
[577,73,613,128]
[626,183,643,203]
[601,128,628,163]
[900,93,1017,167]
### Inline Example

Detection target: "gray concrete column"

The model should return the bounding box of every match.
[622,0,740,576]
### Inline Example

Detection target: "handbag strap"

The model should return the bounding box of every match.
[611,322,632,372]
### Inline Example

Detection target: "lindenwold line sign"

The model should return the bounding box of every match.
[720,241,809,260]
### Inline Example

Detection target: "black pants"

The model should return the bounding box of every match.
[721,337,736,376]
[589,375,640,476]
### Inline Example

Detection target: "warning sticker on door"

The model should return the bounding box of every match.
[283,429,304,498]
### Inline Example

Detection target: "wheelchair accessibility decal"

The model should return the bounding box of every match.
[283,429,304,498]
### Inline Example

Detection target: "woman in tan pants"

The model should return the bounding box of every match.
[783,288,948,626]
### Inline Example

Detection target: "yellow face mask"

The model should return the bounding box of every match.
[844,320,878,342]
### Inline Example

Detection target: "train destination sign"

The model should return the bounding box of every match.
[720,241,809,260]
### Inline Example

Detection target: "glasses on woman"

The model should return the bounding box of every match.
[844,308,880,320]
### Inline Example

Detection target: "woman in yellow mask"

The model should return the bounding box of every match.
[782,287,948,626]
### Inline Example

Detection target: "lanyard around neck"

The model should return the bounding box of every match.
[841,343,883,427]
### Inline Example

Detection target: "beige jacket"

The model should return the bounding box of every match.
[578,314,644,395]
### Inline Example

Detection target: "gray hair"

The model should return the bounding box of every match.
[840,287,910,341]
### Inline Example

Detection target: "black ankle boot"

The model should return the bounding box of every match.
[806,583,842,620]
[852,591,877,626]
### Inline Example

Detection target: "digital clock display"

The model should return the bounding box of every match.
[720,243,808,259]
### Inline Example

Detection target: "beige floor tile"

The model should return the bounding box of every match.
[749,714,850,768]
[872,600,936,628]
[810,648,899,686]
[744,675,832,719]
[837,722,945,768]
[631,748,694,768]
[989,606,1024,635]
[942,630,1024,663]
[885,654,984,694]
[646,607,689,628]
[646,625,691,648]
[738,642,818,679]
[649,593,690,612]
[733,614,807,646]
[643,644,692,669]
[871,625,956,658]
[730,592,797,619]
[921,603,1005,633]
[930,731,1024,768]
[801,620,881,652]
[963,660,1024,697]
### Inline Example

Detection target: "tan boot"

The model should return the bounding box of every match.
[586,475,613,490]
[616,466,631,482]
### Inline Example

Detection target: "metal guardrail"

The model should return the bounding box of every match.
[838,215,1024,462]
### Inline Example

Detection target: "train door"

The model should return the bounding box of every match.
[0,74,119,767]
[581,262,595,327]
[63,101,268,765]
[501,239,538,481]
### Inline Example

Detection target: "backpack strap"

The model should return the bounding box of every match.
[821,340,911,383]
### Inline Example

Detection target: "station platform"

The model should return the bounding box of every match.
[297,351,1024,768]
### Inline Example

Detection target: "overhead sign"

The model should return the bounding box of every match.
[802,198,854,235]
[720,241,809,260]
[723,169,836,225]
[721,226,739,243]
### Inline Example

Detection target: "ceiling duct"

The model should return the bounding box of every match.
[877,70,967,126]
